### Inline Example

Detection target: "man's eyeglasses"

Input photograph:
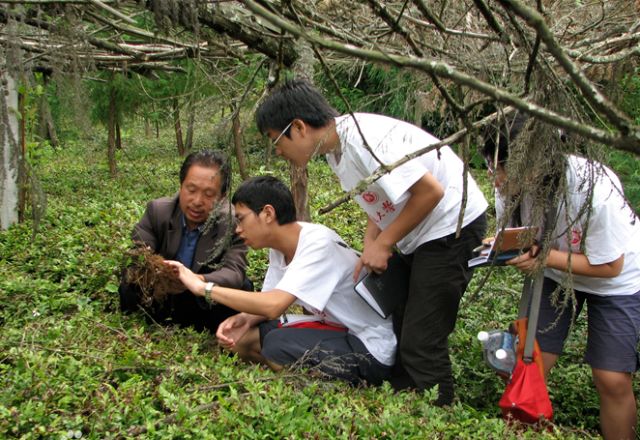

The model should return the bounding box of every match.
[235,212,252,225]
[271,121,293,148]
[235,206,265,226]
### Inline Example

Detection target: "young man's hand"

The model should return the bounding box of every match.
[506,245,541,274]
[508,246,624,278]
[354,240,392,281]
[163,260,205,295]
[216,313,252,349]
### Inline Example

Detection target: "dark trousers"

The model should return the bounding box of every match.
[259,320,392,386]
[394,213,486,405]
[118,278,243,333]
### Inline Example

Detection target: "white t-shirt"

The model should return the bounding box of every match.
[496,155,640,296]
[262,222,397,365]
[327,113,488,254]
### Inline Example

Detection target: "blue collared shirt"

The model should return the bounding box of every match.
[175,214,203,269]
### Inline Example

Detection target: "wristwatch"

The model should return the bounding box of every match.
[204,281,216,305]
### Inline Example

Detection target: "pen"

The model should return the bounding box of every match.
[473,243,491,253]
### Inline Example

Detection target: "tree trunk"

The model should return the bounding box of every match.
[232,106,249,180]
[107,85,117,176]
[290,163,311,221]
[36,94,47,141]
[264,135,272,167]
[0,70,20,230]
[185,98,195,152]
[144,117,152,138]
[41,98,59,148]
[152,102,159,139]
[115,120,122,150]
[36,74,58,148]
[18,89,26,223]
[289,41,315,221]
[173,97,185,156]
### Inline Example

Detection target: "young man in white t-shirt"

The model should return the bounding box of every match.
[165,176,396,385]
[255,79,488,405]
[483,115,640,440]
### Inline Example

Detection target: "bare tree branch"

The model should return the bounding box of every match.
[366,0,423,56]
[498,0,634,134]
[412,0,447,33]
[197,5,298,67]
[241,0,640,154]
[87,0,136,25]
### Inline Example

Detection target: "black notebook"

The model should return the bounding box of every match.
[468,226,539,268]
[354,253,410,319]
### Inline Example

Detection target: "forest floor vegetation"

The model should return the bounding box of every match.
[2,134,637,439]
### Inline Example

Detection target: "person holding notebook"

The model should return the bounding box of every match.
[254,79,488,405]
[165,176,396,385]
[482,114,640,440]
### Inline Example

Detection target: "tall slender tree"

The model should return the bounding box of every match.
[0,69,19,230]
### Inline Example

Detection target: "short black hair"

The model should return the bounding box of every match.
[231,176,297,225]
[481,112,529,168]
[179,150,231,195]
[255,78,339,136]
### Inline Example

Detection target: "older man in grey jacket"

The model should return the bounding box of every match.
[119,150,248,331]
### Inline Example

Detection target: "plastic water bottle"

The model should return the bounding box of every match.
[477,329,517,375]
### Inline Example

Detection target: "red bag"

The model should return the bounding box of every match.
[499,318,553,424]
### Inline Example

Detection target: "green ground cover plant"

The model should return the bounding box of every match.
[1,134,636,439]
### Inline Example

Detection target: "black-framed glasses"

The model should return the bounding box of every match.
[235,206,265,225]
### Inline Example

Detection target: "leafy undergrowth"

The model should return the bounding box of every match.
[2,135,635,439]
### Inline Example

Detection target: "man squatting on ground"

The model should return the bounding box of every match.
[119,150,248,332]
[254,79,488,405]
[165,176,397,384]
[483,115,640,440]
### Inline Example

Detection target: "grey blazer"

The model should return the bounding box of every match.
[132,194,248,288]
